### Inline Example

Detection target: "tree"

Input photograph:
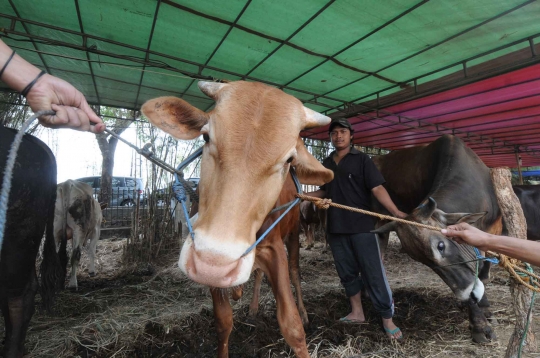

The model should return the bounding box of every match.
[94,106,134,204]
[0,92,34,132]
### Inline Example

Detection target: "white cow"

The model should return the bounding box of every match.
[54,179,102,288]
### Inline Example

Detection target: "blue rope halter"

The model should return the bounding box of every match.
[241,167,303,257]
[171,146,203,241]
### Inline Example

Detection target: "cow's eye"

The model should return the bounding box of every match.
[286,156,294,164]
[437,241,445,252]
[203,133,209,143]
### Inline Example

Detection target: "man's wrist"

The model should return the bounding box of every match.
[1,54,42,93]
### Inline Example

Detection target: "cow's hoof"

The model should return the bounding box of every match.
[472,326,496,343]
[300,314,309,327]
[248,308,258,319]
[89,272,96,277]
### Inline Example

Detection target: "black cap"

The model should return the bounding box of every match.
[329,118,353,133]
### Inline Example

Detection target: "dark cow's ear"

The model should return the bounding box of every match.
[372,221,397,234]
[446,212,488,225]
[294,138,334,185]
[142,96,209,140]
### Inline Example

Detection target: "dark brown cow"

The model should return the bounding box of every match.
[299,200,326,250]
[143,80,334,357]
[513,185,540,241]
[373,135,502,343]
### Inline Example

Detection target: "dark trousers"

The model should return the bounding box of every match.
[327,232,394,319]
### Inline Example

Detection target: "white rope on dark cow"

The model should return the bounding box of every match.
[0,110,54,258]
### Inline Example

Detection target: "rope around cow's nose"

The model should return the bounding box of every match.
[295,193,540,293]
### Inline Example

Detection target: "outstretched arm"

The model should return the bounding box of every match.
[442,223,540,266]
[372,185,407,218]
[0,40,104,133]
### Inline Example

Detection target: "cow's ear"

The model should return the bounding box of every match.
[141,97,209,140]
[293,138,333,185]
[446,212,487,225]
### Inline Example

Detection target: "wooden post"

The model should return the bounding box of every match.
[515,152,524,185]
[491,167,536,357]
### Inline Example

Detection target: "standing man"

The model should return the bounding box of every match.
[306,118,406,340]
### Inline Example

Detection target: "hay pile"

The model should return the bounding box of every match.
[3,234,539,357]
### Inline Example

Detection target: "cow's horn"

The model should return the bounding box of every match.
[303,107,331,129]
[198,81,227,99]
[416,197,438,221]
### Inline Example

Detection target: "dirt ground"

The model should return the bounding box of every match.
[3,232,540,357]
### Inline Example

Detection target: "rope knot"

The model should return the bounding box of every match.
[315,198,332,210]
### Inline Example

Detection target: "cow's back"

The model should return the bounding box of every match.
[374,135,501,232]
[0,125,56,290]
[513,185,540,240]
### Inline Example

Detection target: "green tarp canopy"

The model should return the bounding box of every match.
[2,0,540,165]
[1,0,539,114]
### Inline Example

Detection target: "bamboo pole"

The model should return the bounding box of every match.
[491,167,536,357]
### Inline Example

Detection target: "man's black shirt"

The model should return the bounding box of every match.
[320,147,385,234]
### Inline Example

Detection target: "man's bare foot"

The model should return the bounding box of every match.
[382,317,403,339]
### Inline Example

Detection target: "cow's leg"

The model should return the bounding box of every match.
[68,226,84,289]
[478,294,497,324]
[307,224,316,250]
[87,226,100,277]
[248,269,264,319]
[259,245,309,358]
[210,288,233,358]
[285,232,309,326]
[299,219,310,249]
[231,286,243,301]
[1,296,11,350]
[4,271,38,358]
[467,297,496,343]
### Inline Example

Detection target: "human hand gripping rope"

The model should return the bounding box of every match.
[295,193,540,293]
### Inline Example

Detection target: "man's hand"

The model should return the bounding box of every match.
[25,74,105,133]
[393,210,407,219]
[441,223,491,250]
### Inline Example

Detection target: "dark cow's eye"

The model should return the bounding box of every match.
[437,241,445,252]
[203,133,209,143]
[286,156,294,164]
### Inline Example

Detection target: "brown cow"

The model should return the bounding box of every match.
[189,179,309,326]
[142,80,333,357]
[299,200,326,250]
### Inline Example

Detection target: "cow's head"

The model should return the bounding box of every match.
[374,197,488,302]
[142,81,333,288]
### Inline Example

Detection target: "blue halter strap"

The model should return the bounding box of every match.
[241,167,303,257]
[171,146,203,241]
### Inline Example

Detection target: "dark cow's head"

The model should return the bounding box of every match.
[374,197,488,302]
[142,81,333,288]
